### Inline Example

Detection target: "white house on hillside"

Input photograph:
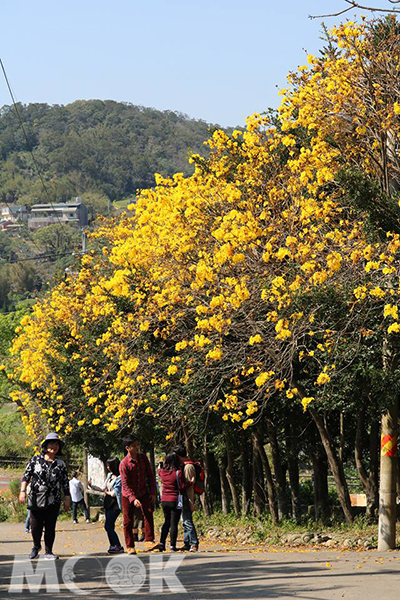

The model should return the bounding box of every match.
[28,198,88,230]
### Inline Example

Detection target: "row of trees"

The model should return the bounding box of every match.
[4,18,400,543]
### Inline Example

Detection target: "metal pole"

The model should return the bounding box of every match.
[81,230,86,253]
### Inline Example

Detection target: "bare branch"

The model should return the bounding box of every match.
[309,6,354,19]
[310,0,400,19]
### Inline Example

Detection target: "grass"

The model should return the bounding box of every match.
[0,467,24,478]
[179,509,378,545]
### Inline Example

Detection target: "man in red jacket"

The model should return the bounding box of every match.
[119,435,157,553]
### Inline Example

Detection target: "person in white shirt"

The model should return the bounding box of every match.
[69,472,90,524]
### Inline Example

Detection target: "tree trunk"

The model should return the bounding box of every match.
[225,434,240,516]
[266,418,288,519]
[252,433,265,517]
[199,434,213,516]
[309,407,353,523]
[311,448,330,521]
[148,440,159,508]
[240,434,252,515]
[378,400,398,550]
[182,422,195,460]
[82,447,89,507]
[218,453,230,515]
[253,431,278,524]
[369,419,379,519]
[355,410,378,520]
[339,412,345,464]
[284,420,301,521]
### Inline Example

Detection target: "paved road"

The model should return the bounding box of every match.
[1,521,400,599]
[0,475,11,490]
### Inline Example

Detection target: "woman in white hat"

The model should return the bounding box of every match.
[19,433,70,560]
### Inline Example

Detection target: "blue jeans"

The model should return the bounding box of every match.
[181,499,198,547]
[72,499,90,522]
[25,509,31,531]
[105,508,122,548]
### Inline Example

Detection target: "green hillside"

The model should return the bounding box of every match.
[0,99,221,205]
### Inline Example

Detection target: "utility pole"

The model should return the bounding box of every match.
[378,132,399,551]
[378,325,398,550]
[378,402,398,550]
[81,230,86,253]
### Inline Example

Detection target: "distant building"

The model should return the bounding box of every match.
[0,204,28,228]
[27,198,88,230]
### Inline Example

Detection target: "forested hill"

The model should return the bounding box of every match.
[0,100,221,205]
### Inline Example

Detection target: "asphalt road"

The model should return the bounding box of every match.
[1,521,400,599]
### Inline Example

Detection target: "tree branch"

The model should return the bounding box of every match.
[310,1,400,19]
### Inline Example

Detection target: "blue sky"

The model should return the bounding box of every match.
[1,1,360,127]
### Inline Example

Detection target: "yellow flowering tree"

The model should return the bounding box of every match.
[7,18,400,528]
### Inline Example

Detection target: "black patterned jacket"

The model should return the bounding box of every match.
[22,454,70,506]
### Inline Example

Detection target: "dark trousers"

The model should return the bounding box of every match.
[160,501,181,549]
[122,493,154,548]
[72,499,89,521]
[30,504,60,553]
[105,508,122,548]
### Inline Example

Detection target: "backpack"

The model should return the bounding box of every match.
[184,461,205,495]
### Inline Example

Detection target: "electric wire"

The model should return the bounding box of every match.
[0,249,102,265]
[0,58,67,232]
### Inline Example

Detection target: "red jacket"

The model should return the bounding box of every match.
[119,453,156,502]
[158,468,183,502]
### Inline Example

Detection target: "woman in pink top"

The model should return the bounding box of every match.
[157,453,183,552]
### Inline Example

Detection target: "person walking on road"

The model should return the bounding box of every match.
[119,435,157,554]
[88,457,123,554]
[19,432,70,560]
[173,445,199,552]
[69,471,90,524]
[157,452,184,552]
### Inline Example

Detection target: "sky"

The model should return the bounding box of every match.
[1,0,362,127]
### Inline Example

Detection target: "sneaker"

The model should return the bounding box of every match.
[24,529,30,534]
[108,546,124,554]
[29,547,40,559]
[73,520,78,524]
[86,519,90,523]
[44,553,59,560]
[126,547,136,555]
[189,545,198,552]
[170,547,178,552]
[180,545,190,552]
[151,543,165,552]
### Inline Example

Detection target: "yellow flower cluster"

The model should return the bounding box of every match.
[8,19,400,437]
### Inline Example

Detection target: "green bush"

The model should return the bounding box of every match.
[9,479,21,498]
[0,409,28,457]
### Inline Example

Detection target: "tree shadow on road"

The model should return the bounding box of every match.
[0,552,398,600]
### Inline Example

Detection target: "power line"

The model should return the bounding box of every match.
[0,58,90,268]
[0,58,70,233]
[0,249,102,265]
